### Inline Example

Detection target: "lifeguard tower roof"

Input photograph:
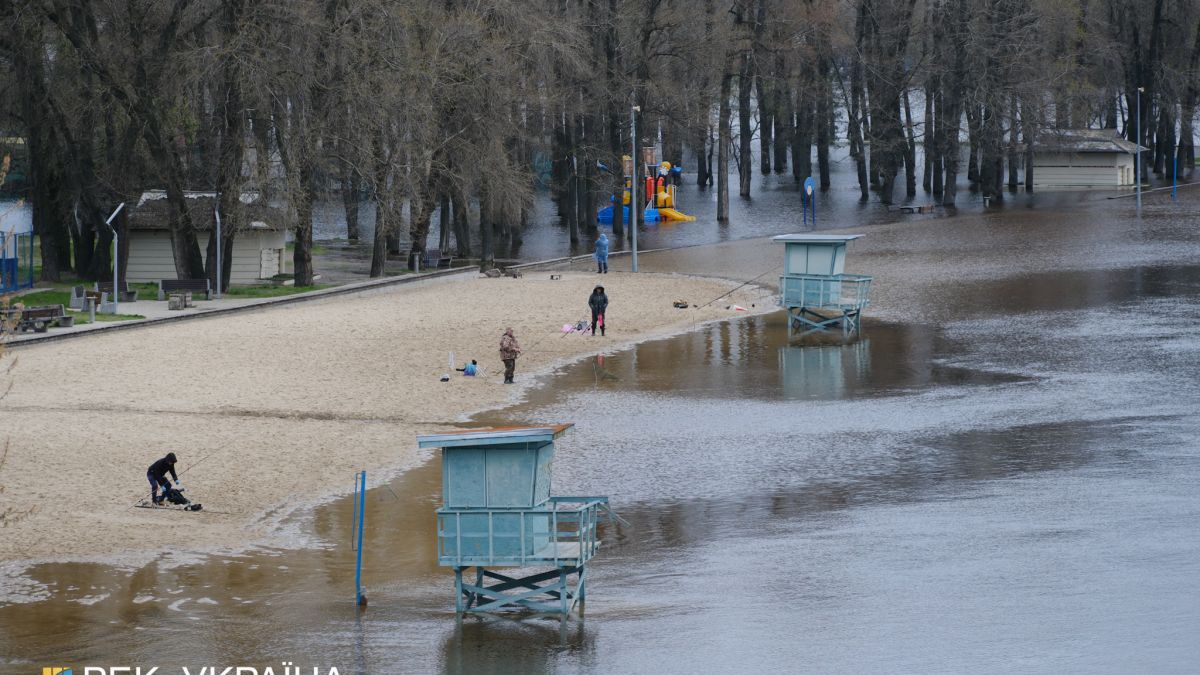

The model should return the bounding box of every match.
[417,424,573,449]
[772,234,863,244]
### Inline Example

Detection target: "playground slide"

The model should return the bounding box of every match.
[656,208,696,222]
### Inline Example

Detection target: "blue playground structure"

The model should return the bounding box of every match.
[418,424,621,615]
[0,231,34,295]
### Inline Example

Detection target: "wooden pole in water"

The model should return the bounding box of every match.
[355,470,366,607]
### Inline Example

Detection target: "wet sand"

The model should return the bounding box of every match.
[0,271,771,565]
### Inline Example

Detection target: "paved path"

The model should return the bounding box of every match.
[4,266,472,347]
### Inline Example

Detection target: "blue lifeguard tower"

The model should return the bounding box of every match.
[418,424,617,615]
[774,234,872,336]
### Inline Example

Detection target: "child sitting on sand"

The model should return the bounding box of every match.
[456,359,479,376]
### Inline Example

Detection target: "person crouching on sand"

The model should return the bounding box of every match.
[500,328,522,384]
[146,452,179,506]
[588,285,608,336]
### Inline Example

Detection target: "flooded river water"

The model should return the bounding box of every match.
[4,187,1200,673]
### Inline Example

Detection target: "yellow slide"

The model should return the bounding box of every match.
[657,208,696,222]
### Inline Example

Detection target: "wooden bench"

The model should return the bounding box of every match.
[96,281,139,302]
[1,304,68,333]
[423,248,454,269]
[158,278,212,301]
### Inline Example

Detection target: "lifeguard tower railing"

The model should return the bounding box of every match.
[779,273,872,312]
[0,231,34,294]
[437,496,611,568]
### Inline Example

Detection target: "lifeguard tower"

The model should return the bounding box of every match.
[418,424,617,615]
[774,234,872,336]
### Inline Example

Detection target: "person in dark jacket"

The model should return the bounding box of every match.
[146,452,179,505]
[588,285,609,336]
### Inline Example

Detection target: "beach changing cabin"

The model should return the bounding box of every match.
[418,424,617,615]
[126,191,288,284]
[774,234,871,335]
[1032,129,1145,189]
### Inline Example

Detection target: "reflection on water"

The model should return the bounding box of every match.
[4,263,1200,670]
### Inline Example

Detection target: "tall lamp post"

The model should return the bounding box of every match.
[1136,86,1144,216]
[103,202,125,314]
[630,100,640,273]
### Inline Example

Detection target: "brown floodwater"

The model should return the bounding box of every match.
[4,190,1200,673]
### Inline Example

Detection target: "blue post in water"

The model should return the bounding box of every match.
[354,470,366,607]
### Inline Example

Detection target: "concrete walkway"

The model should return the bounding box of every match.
[5,266,473,347]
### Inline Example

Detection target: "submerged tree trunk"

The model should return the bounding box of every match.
[718,67,734,221]
[903,89,917,198]
[737,48,753,197]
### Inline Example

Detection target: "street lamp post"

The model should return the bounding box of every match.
[104,202,125,314]
[1136,86,1144,216]
[631,100,640,273]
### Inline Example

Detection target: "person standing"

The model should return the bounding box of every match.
[594,233,610,274]
[146,452,179,506]
[499,328,522,384]
[588,285,608,336]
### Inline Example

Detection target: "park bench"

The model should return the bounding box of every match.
[422,248,454,269]
[1,304,69,333]
[96,281,139,302]
[157,278,212,301]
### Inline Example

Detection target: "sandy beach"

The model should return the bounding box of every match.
[0,270,771,564]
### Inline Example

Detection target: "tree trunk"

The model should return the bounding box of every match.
[737,49,753,197]
[816,53,833,191]
[1008,96,1020,190]
[718,68,734,221]
[341,164,361,241]
[848,46,869,201]
[902,89,917,198]
[965,105,980,187]
[774,72,791,175]
[293,160,315,286]
[923,85,935,193]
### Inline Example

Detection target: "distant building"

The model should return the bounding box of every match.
[1032,129,1146,189]
[126,191,288,284]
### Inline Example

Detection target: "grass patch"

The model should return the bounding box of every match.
[68,310,145,324]
[11,289,71,307]
[220,284,329,298]
[286,242,329,255]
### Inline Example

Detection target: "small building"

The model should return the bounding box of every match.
[126,191,288,284]
[1032,129,1145,189]
[774,234,871,336]
[418,424,617,615]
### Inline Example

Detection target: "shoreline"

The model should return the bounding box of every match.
[0,267,774,575]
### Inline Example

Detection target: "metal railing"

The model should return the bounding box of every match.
[436,497,618,567]
[779,274,872,311]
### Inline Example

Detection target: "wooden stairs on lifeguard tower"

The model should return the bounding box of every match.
[418,424,621,616]
[774,234,872,337]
